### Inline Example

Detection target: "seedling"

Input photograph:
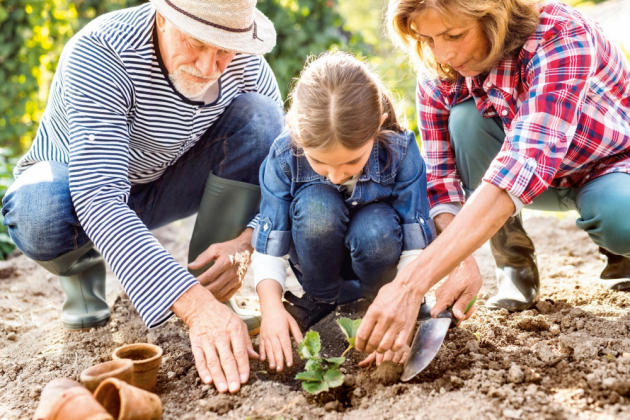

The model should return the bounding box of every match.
[295,317,363,395]
[295,331,345,394]
[337,317,362,357]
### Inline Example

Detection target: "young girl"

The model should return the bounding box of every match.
[250,51,436,371]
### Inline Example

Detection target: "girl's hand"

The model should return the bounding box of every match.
[358,344,411,367]
[259,305,303,372]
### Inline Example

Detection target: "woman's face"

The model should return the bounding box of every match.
[413,9,489,77]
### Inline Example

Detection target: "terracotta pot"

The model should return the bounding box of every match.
[112,343,163,391]
[94,378,162,420]
[80,359,134,392]
[34,378,113,420]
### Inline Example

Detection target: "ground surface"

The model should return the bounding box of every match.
[1,214,630,420]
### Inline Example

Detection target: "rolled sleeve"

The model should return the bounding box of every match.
[482,18,597,205]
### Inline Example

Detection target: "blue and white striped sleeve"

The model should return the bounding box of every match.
[64,36,198,328]
[255,57,283,108]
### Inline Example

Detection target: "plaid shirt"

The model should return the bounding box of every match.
[417,2,630,208]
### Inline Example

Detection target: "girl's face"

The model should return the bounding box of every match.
[304,138,375,185]
[413,9,489,77]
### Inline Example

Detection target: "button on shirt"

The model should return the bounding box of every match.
[417,2,630,209]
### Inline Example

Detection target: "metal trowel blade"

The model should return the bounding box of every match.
[400,317,451,381]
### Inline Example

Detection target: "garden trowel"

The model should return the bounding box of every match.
[401,297,477,381]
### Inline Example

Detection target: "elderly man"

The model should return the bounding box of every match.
[2,0,284,393]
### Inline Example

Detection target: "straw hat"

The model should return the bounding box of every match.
[150,0,276,55]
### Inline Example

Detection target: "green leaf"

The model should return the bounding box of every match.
[302,380,329,395]
[337,317,362,348]
[325,357,345,368]
[299,330,321,360]
[295,369,324,382]
[305,358,321,372]
[323,368,344,388]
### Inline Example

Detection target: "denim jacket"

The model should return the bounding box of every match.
[252,128,437,256]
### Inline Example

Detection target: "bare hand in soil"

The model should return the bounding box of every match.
[355,279,423,355]
[171,284,258,394]
[258,280,303,372]
[431,255,482,321]
[358,344,410,367]
[259,305,303,372]
[188,229,253,302]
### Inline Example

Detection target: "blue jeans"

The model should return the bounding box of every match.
[449,98,630,257]
[288,183,403,302]
[3,93,284,261]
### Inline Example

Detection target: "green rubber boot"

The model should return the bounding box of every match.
[188,173,262,336]
[33,242,110,330]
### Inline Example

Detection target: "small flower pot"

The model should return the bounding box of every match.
[94,378,162,420]
[112,343,163,392]
[80,359,135,392]
[34,378,114,420]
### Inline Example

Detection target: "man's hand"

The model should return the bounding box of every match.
[355,270,424,355]
[188,228,253,302]
[430,255,482,322]
[171,284,258,393]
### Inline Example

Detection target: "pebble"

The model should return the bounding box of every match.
[508,363,525,384]
[6,332,16,341]
[549,324,561,336]
[167,371,176,380]
[487,369,506,385]
[533,341,556,364]
[466,340,480,352]
[503,408,522,419]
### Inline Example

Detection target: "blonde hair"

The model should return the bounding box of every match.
[387,0,540,80]
[286,50,403,152]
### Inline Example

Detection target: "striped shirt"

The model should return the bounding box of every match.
[14,3,282,328]
[417,2,630,209]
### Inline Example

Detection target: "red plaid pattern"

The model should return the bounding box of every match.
[417,2,630,208]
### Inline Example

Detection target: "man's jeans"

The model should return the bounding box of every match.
[3,93,284,261]
[449,98,630,257]
[288,183,403,302]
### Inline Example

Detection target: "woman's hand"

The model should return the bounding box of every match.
[257,279,303,372]
[355,273,424,355]
[431,255,482,322]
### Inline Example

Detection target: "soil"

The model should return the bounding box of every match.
[1,213,630,419]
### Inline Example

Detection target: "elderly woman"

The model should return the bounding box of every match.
[356,0,630,356]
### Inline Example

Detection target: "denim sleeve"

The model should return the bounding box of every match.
[251,145,293,257]
[391,131,437,250]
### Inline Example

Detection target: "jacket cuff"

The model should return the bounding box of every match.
[252,218,291,257]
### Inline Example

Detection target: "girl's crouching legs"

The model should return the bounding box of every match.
[346,202,402,299]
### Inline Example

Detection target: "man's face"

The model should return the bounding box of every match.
[156,12,237,98]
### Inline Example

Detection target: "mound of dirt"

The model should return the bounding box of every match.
[1,215,630,419]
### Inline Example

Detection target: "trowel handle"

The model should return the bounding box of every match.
[438,297,478,328]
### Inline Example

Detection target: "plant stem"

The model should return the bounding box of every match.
[341,345,352,358]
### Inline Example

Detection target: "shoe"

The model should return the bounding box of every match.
[283,291,336,332]
[225,297,261,336]
[33,242,110,330]
[485,214,539,311]
[598,247,630,290]
[188,173,263,335]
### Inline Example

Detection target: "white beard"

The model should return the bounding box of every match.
[169,65,221,99]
